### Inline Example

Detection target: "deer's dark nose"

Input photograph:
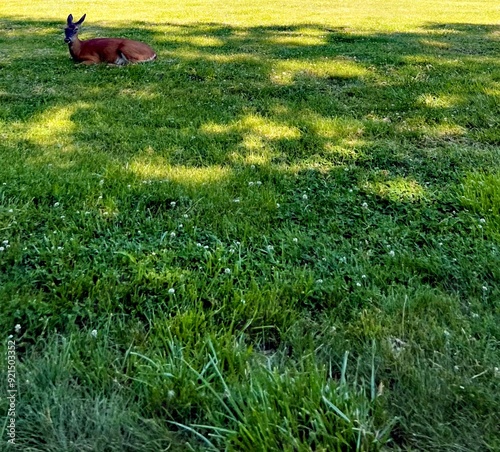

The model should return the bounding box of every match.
[64,37,71,43]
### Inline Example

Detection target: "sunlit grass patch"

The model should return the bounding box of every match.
[363,176,427,202]
[129,157,231,186]
[461,172,500,238]
[24,105,77,146]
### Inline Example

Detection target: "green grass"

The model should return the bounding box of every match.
[1,0,499,450]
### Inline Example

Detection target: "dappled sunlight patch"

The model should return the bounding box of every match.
[428,123,466,141]
[267,34,327,47]
[240,134,267,151]
[202,115,301,141]
[271,58,368,85]
[181,35,225,48]
[323,142,360,161]
[239,115,301,140]
[201,121,231,135]
[24,105,79,147]
[228,135,274,164]
[118,87,159,100]
[129,156,230,186]
[427,122,467,139]
[241,153,272,167]
[305,113,365,140]
[363,176,426,202]
[419,39,451,50]
[460,172,500,237]
[416,93,462,109]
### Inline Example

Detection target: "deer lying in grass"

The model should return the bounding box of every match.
[64,14,156,65]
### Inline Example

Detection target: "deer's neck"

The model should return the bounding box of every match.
[68,37,82,60]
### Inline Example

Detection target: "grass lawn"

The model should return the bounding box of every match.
[1,0,499,450]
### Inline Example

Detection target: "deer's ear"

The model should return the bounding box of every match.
[67,14,74,25]
[75,14,86,25]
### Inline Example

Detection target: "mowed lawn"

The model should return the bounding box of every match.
[1,0,499,450]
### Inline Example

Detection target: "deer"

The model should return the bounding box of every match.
[64,14,156,65]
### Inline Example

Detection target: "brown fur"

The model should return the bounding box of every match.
[70,38,156,64]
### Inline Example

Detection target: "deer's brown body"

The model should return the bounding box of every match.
[65,14,156,65]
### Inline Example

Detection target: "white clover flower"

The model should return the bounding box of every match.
[316,279,323,284]
[53,202,60,207]
[224,268,231,274]
[170,201,176,207]
[276,203,281,208]
[241,299,246,304]
[14,324,21,333]
[8,209,13,213]
[248,181,255,186]
[183,214,189,218]
[168,288,175,295]
[388,250,395,257]
[233,198,240,203]
[361,274,367,279]
[250,164,256,169]
[302,194,308,200]
[267,245,274,251]
[482,285,488,292]
[292,237,298,243]
[90,329,98,338]
[361,202,368,209]
[356,282,362,287]
[167,390,175,399]
[170,232,176,238]
[196,242,202,247]
[2,240,8,245]
[0,247,5,252]
[479,218,486,224]
[256,181,262,186]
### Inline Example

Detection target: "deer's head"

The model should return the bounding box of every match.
[64,14,86,43]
